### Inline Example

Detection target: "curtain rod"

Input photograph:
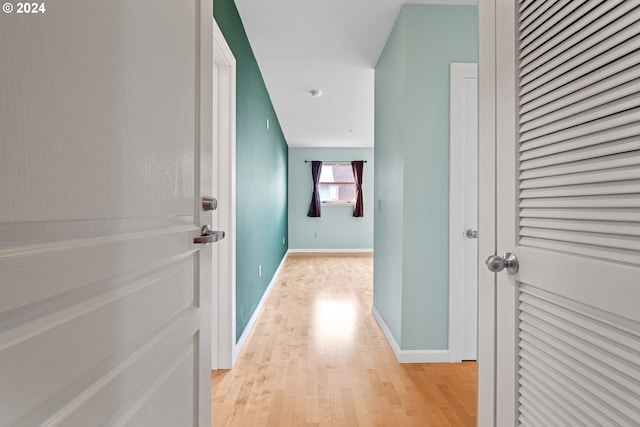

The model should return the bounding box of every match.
[304,160,367,163]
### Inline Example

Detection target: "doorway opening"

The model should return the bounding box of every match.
[211,20,237,370]
[449,62,478,363]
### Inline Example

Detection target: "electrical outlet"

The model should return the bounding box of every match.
[282,237,285,245]
[258,265,262,277]
[266,119,270,130]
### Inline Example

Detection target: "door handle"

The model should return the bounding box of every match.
[465,229,478,239]
[193,224,225,244]
[485,252,519,274]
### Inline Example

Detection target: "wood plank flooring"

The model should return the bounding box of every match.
[212,254,477,427]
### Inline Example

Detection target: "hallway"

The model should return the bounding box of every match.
[212,254,476,427]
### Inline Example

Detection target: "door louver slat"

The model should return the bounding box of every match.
[522,236,640,270]
[520,357,636,426]
[520,218,640,237]
[520,7,640,87]
[520,31,640,104]
[520,0,585,47]
[519,1,547,24]
[520,366,605,425]
[520,133,640,165]
[521,149,640,176]
[519,165,640,188]
[518,285,640,426]
[519,0,628,69]
[520,82,640,134]
[520,228,640,252]
[518,0,563,40]
[521,150,640,178]
[519,376,588,425]
[518,7,640,264]
[520,194,640,208]
[520,181,640,199]
[520,324,640,396]
[520,108,640,147]
[520,47,640,112]
[519,208,640,222]
[520,65,640,124]
[520,308,640,388]
[517,2,640,424]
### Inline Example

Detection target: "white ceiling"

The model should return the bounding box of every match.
[234,0,477,148]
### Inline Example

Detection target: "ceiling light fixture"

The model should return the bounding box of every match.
[310,89,322,97]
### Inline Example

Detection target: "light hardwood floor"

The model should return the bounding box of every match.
[212,254,477,427]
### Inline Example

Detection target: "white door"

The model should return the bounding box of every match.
[0,2,214,426]
[484,0,640,425]
[449,63,478,362]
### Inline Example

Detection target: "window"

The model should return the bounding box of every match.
[318,163,356,205]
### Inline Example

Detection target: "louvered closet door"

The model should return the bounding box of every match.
[495,0,640,425]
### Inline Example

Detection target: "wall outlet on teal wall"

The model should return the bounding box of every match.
[258,265,262,277]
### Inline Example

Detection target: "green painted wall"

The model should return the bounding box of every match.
[374,4,477,350]
[214,0,289,342]
[288,147,374,250]
[373,11,406,345]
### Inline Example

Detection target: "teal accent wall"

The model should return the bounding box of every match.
[288,147,374,250]
[214,0,289,342]
[374,4,477,350]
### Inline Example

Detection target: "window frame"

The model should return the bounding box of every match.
[317,162,357,206]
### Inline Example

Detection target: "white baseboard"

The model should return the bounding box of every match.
[371,305,452,363]
[232,251,289,363]
[288,248,373,253]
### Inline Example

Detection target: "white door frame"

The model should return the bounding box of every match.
[448,62,478,363]
[477,0,498,424]
[212,21,237,370]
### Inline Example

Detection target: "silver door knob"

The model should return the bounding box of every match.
[465,229,478,239]
[485,252,519,274]
[193,224,225,244]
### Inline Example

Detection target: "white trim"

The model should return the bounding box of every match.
[288,248,373,253]
[321,201,356,206]
[287,143,374,148]
[494,0,518,423]
[477,0,497,425]
[232,251,290,363]
[212,19,237,370]
[408,0,478,5]
[449,62,478,364]
[371,306,451,363]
